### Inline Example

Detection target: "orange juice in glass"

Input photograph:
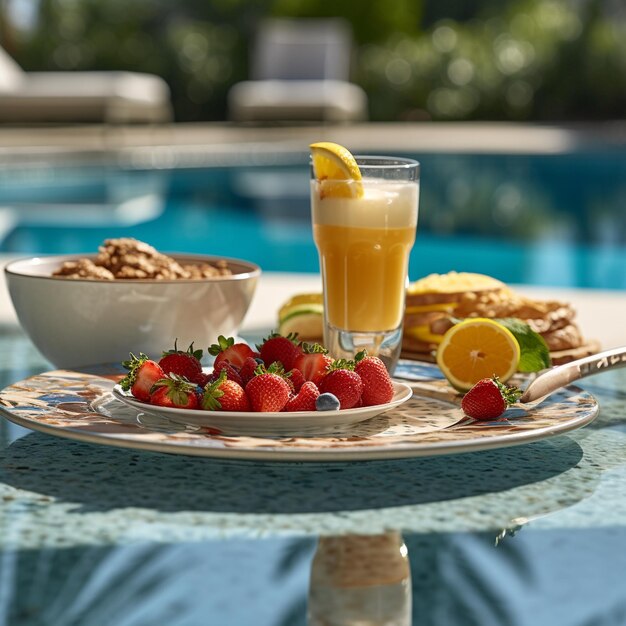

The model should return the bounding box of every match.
[311,153,419,371]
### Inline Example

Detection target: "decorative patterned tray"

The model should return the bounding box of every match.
[0,362,598,462]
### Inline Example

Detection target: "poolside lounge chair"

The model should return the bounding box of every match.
[0,45,172,123]
[228,19,368,123]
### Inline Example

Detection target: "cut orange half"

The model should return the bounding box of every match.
[310,142,363,199]
[436,318,520,391]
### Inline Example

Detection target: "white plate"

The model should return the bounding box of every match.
[112,382,413,436]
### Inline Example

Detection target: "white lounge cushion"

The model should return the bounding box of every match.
[0,69,172,122]
[0,47,24,92]
[229,79,367,122]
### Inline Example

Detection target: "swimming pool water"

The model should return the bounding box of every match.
[0,151,624,289]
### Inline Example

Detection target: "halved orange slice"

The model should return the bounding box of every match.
[436,318,520,391]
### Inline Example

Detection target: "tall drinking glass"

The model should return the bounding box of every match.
[311,156,420,372]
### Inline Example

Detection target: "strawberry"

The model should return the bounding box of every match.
[293,343,333,386]
[283,381,320,412]
[245,363,291,412]
[257,332,302,371]
[239,357,261,386]
[120,353,165,402]
[208,336,257,369]
[288,368,306,393]
[318,360,363,409]
[284,376,295,394]
[159,341,204,384]
[149,373,200,409]
[354,351,394,406]
[461,377,521,420]
[211,360,243,387]
[195,372,213,388]
[202,370,250,412]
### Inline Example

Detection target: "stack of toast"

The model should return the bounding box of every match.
[402,272,599,365]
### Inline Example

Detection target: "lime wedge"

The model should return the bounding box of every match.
[278,293,323,322]
[278,304,324,340]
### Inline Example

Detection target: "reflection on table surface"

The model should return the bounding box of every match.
[6,529,626,625]
[309,533,411,625]
[1,326,626,624]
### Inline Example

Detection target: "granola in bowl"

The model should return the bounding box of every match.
[52,238,232,280]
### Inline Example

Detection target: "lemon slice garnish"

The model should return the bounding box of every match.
[310,142,363,199]
[436,318,521,391]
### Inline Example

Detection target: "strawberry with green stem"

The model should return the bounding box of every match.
[202,370,250,412]
[293,342,333,386]
[208,335,257,369]
[257,332,302,371]
[159,340,204,384]
[354,350,394,406]
[120,353,165,402]
[461,376,521,420]
[149,373,200,409]
[318,358,363,409]
[245,362,291,412]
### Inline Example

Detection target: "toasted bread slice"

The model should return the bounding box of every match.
[549,340,601,365]
[406,272,505,308]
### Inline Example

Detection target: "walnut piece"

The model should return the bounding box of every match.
[52,259,115,280]
[182,259,231,279]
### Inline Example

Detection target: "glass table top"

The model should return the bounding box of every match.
[1,324,626,625]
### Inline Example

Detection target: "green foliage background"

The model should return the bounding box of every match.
[4,0,626,122]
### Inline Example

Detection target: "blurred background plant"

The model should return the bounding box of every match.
[1,0,625,122]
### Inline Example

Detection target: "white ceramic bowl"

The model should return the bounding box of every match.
[5,254,260,368]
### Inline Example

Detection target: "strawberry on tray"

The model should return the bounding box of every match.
[115,333,412,433]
